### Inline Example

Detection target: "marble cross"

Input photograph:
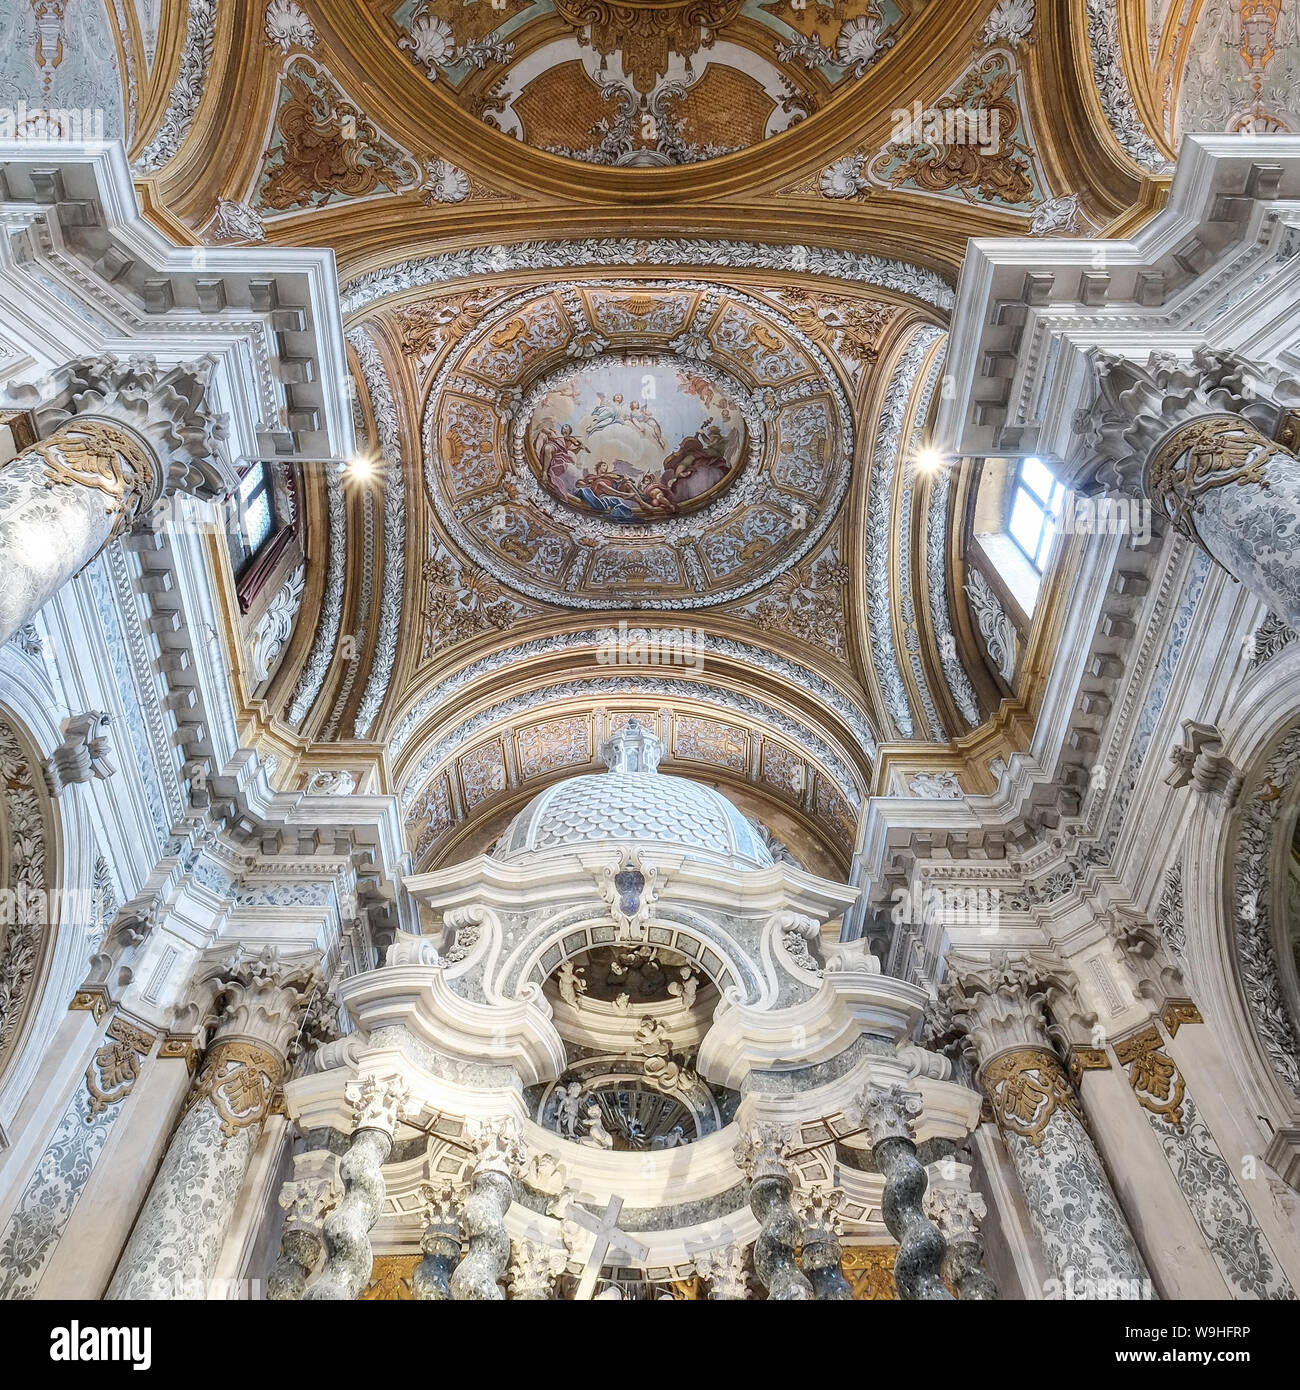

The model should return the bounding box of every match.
[567,1195,650,1300]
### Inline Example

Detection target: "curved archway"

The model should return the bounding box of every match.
[1180,645,1300,1135]
[0,705,58,1113]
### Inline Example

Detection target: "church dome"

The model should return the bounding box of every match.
[492,720,773,870]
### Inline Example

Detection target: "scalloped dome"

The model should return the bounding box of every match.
[493,720,773,870]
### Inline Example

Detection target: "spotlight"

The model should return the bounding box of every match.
[346,455,375,481]
[914,447,945,473]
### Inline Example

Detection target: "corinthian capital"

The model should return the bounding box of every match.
[464,1116,527,1176]
[345,1075,413,1138]
[203,946,322,1060]
[3,354,232,502]
[852,1083,923,1146]
[733,1121,797,1182]
[924,1182,987,1244]
[942,952,1063,1062]
[793,1185,845,1242]
[1072,347,1281,495]
[279,1176,338,1234]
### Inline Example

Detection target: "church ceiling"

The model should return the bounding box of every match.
[420,279,854,609]
[11,0,1277,871]
[381,0,916,166]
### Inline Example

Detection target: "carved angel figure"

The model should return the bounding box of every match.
[578,1101,615,1151]
[553,1080,586,1139]
[557,960,587,1008]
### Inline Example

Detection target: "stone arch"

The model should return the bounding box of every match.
[1180,641,1300,1132]
[0,705,58,1108]
[497,909,767,1008]
[0,648,109,1136]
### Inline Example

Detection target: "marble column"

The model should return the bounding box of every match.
[734,1123,813,1300]
[106,951,318,1299]
[794,1186,852,1300]
[306,1076,412,1301]
[450,1119,526,1301]
[925,1177,998,1300]
[412,1180,462,1301]
[267,1175,336,1300]
[1080,347,1300,627]
[0,357,228,647]
[857,1084,952,1301]
[946,958,1154,1300]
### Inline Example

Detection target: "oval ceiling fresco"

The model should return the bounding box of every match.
[422,279,853,608]
[522,356,751,521]
[387,0,913,165]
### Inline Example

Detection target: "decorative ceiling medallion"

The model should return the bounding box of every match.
[421,279,853,609]
[519,356,753,523]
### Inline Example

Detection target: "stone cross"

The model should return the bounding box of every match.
[567,1195,650,1300]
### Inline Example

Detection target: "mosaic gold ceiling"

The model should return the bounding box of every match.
[21,0,1269,871]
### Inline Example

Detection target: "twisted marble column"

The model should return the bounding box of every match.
[106,950,317,1299]
[859,1085,952,1301]
[412,1181,462,1301]
[794,1186,852,1300]
[267,1176,336,1300]
[926,1181,998,1300]
[734,1123,813,1300]
[306,1076,411,1301]
[450,1119,526,1301]
[0,357,228,646]
[946,958,1153,1299]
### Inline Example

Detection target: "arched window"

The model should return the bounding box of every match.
[1007,457,1066,574]
[230,462,300,611]
[967,455,1066,620]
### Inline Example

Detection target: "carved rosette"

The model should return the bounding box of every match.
[734,1123,813,1300]
[450,1119,527,1301]
[855,1085,951,1301]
